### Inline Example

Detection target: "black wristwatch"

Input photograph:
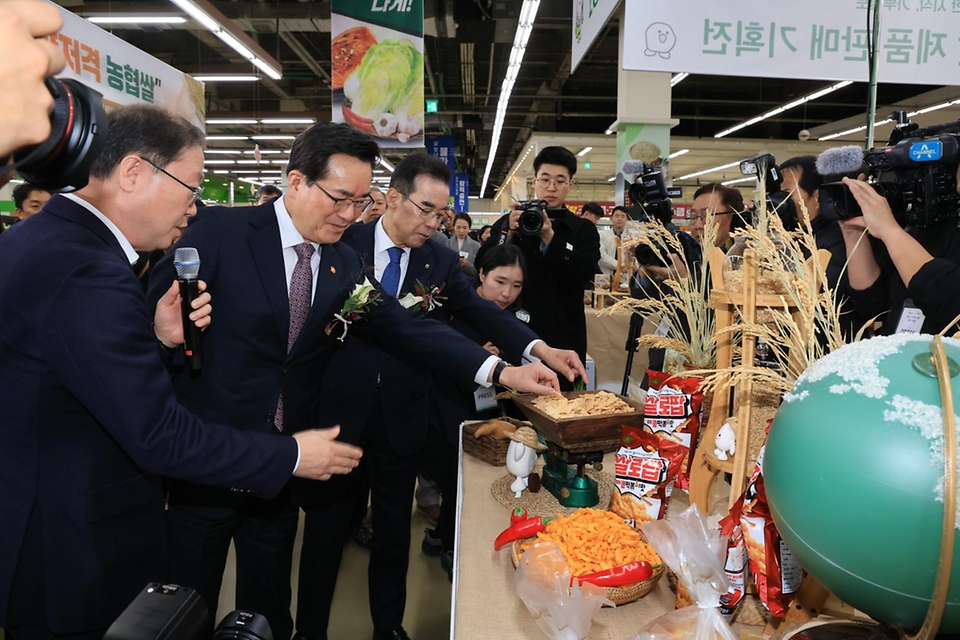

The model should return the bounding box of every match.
[492,360,510,386]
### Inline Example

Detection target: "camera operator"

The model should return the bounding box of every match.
[840,170,960,334]
[476,146,601,380]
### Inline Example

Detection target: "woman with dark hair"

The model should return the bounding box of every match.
[477,224,493,245]
[421,243,530,576]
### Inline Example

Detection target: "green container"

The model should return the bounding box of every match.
[765,334,960,633]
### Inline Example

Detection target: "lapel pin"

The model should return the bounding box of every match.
[330,266,337,274]
[424,263,430,269]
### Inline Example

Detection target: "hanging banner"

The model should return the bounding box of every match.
[426,134,457,205]
[572,0,621,73]
[453,173,470,213]
[48,5,205,128]
[622,0,960,85]
[331,0,425,148]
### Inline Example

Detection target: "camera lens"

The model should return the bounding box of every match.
[518,203,544,236]
[12,77,108,192]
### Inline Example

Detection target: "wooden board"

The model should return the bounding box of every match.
[511,391,645,453]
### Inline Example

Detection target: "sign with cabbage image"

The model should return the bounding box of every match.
[331,0,424,148]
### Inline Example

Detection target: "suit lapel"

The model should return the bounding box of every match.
[401,241,434,296]
[247,209,289,347]
[291,243,347,355]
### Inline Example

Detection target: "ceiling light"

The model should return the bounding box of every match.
[607,176,616,182]
[88,16,187,24]
[193,75,259,82]
[252,135,296,141]
[204,160,235,165]
[668,148,689,159]
[212,170,231,174]
[907,99,960,116]
[715,81,853,138]
[721,177,757,186]
[168,0,282,80]
[379,158,395,172]
[670,72,689,87]
[236,160,261,164]
[480,0,541,197]
[238,178,266,187]
[818,118,893,141]
[677,160,743,181]
[260,118,316,125]
[577,146,593,157]
[206,135,249,141]
[242,150,283,155]
[604,129,614,135]
[206,119,257,125]
[204,149,243,155]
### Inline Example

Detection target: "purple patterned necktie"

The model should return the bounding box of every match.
[275,242,315,432]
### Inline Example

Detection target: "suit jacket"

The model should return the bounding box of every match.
[478,209,601,361]
[444,235,481,266]
[319,223,539,454]
[0,196,298,634]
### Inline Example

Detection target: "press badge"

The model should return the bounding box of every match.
[515,309,531,323]
[655,318,670,337]
[474,385,498,412]
[895,299,925,334]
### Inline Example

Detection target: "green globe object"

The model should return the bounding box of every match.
[765,334,960,632]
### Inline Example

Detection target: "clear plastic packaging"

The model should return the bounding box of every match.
[513,542,612,640]
[630,505,737,640]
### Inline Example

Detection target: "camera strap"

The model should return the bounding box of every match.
[497,226,508,245]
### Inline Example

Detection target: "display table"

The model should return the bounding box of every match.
[451,451,675,639]
[584,307,650,391]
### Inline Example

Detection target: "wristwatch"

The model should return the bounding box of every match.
[492,359,510,386]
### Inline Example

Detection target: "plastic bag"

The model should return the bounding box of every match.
[513,542,612,640]
[630,505,737,640]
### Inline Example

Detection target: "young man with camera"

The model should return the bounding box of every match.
[477,146,601,380]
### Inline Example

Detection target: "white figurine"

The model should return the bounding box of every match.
[505,427,547,498]
[715,420,737,461]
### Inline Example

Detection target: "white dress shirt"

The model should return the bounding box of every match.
[62,193,139,265]
[275,197,321,301]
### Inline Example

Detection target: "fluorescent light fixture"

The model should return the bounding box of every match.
[271,160,289,165]
[715,80,853,138]
[204,149,243,154]
[238,178,266,187]
[203,160,236,165]
[819,118,893,141]
[212,170,231,174]
[721,177,757,186]
[8,179,25,184]
[236,160,261,164]
[668,148,689,159]
[907,99,960,116]
[260,118,316,125]
[193,75,259,82]
[168,0,282,80]
[677,160,743,181]
[379,158,395,172]
[242,149,283,155]
[671,72,689,87]
[252,135,296,141]
[576,146,593,157]
[607,176,616,182]
[206,118,257,125]
[480,0,541,197]
[206,135,249,141]
[88,16,187,24]
[604,129,614,135]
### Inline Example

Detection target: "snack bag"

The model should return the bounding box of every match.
[739,443,802,618]
[718,499,747,619]
[611,426,687,530]
[643,370,705,488]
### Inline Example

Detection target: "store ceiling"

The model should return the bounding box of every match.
[54,0,960,196]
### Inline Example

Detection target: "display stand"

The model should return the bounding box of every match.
[612,238,637,294]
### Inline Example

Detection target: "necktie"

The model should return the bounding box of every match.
[381,246,403,298]
[275,242,315,432]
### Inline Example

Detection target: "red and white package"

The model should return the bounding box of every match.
[643,370,705,489]
[610,426,687,530]
[718,497,747,619]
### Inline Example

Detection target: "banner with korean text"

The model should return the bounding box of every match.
[622,0,960,85]
[453,173,469,213]
[49,5,205,128]
[331,0,425,148]
[572,0,621,73]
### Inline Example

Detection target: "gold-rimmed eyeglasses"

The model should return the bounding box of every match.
[535,176,571,189]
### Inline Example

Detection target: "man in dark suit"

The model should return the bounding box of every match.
[295,154,586,640]
[477,146,601,383]
[0,105,364,639]
[146,125,561,640]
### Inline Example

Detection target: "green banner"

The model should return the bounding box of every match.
[332,0,422,37]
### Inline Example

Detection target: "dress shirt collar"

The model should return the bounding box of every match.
[61,193,139,265]
[374,217,411,257]
[275,196,320,253]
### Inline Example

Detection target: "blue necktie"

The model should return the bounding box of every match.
[381,246,403,297]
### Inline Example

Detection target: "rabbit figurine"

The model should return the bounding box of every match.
[505,427,547,498]
[715,420,737,461]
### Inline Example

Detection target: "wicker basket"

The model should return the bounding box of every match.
[462,417,532,466]
[510,538,665,606]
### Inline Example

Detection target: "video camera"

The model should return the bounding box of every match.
[1,77,107,192]
[738,153,798,230]
[817,112,960,227]
[626,166,677,267]
[514,199,568,237]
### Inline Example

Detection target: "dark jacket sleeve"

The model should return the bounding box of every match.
[908,258,960,333]
[541,217,602,288]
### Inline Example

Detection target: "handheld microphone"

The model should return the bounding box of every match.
[174,247,202,372]
[816,146,865,179]
[621,160,646,175]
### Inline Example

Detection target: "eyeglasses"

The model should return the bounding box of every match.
[686,208,735,223]
[310,182,374,213]
[535,176,570,189]
[404,195,452,223]
[139,156,204,202]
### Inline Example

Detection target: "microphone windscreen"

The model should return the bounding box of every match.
[621,160,646,175]
[174,247,200,280]
[816,146,865,178]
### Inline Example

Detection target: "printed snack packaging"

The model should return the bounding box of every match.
[643,370,705,489]
[611,426,687,530]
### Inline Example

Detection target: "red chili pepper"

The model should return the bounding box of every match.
[493,516,552,551]
[510,506,529,526]
[576,561,654,587]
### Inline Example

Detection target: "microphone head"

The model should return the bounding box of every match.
[174,247,200,279]
[816,146,865,178]
[621,160,646,175]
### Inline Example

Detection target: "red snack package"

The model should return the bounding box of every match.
[610,426,687,530]
[718,496,747,619]
[643,370,705,489]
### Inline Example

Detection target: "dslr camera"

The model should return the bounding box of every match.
[817,112,960,227]
[515,199,568,236]
[738,153,797,229]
